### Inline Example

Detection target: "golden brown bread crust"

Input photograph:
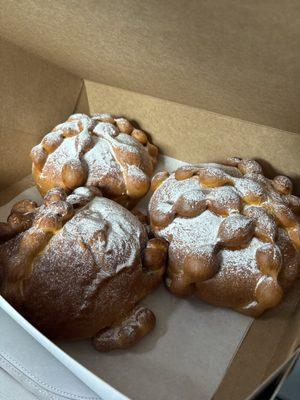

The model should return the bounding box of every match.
[0,187,168,350]
[30,113,158,208]
[0,199,38,242]
[93,305,156,352]
[149,158,300,316]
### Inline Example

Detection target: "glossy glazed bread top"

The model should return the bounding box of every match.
[0,187,167,350]
[30,113,158,208]
[149,158,300,316]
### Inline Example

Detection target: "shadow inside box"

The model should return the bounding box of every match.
[186,278,300,324]
[255,157,300,196]
[54,282,254,400]
[128,284,180,354]
[56,283,179,356]
[184,293,253,331]
[56,281,254,358]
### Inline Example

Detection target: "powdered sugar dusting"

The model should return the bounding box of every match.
[36,116,156,199]
[150,174,201,210]
[83,136,124,191]
[93,122,118,138]
[157,210,221,269]
[160,210,221,248]
[34,197,148,284]
[72,187,94,197]
[41,136,78,184]
[118,133,153,169]
[244,205,277,242]
[127,164,147,181]
[220,214,253,237]
[207,186,241,213]
[233,178,264,199]
[150,166,269,280]
[219,238,262,275]
[53,120,81,134]
[188,163,243,178]
[155,205,263,276]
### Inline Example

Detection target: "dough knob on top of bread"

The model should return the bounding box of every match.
[30,113,159,209]
[0,186,167,350]
[149,158,300,317]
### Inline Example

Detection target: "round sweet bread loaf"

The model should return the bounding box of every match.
[149,158,300,316]
[0,187,168,350]
[30,113,158,208]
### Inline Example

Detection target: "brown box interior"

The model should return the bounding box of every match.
[0,2,299,399]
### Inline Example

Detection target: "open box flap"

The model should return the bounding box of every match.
[0,38,82,190]
[0,1,299,133]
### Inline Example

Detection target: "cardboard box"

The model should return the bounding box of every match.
[0,1,299,399]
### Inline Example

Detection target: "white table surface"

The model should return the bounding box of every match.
[0,367,38,400]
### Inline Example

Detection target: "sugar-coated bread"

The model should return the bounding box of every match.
[149,158,300,316]
[0,187,168,350]
[30,113,158,208]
